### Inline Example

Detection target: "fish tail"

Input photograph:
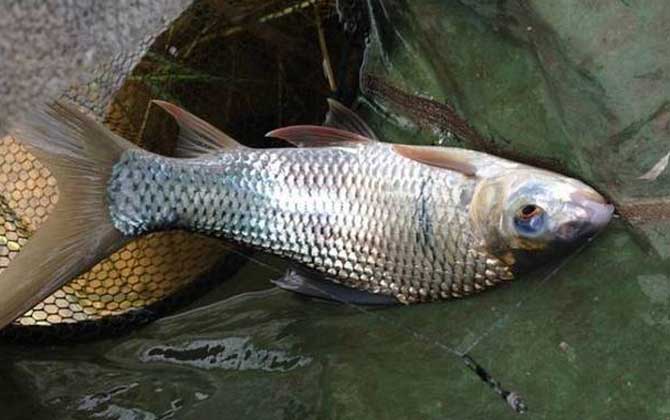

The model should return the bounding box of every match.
[0,101,136,329]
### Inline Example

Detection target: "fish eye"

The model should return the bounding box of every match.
[513,204,546,236]
[518,204,542,220]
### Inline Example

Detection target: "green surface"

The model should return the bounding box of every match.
[2,1,670,419]
[2,222,670,419]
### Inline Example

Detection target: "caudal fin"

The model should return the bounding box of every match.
[0,101,136,329]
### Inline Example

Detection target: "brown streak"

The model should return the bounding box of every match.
[361,74,568,175]
[616,198,670,223]
[362,74,490,149]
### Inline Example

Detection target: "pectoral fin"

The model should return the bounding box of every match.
[272,269,398,305]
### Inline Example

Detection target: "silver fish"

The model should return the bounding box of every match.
[0,99,613,329]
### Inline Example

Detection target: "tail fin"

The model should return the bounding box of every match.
[0,101,136,329]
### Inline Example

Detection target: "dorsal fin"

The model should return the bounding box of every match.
[265,125,375,148]
[152,100,248,157]
[323,99,379,140]
[393,145,478,177]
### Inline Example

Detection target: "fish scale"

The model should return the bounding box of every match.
[108,144,513,304]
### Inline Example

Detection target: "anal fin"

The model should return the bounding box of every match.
[271,269,398,305]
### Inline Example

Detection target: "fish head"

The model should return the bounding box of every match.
[470,168,613,270]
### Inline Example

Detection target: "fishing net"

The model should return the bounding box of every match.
[0,0,355,331]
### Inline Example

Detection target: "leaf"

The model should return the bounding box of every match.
[638,152,670,181]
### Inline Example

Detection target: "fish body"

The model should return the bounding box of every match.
[109,144,509,304]
[0,100,613,329]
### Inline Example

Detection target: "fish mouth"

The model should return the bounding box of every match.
[571,191,615,231]
[587,202,615,228]
[555,190,614,244]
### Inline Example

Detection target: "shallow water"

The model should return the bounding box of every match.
[3,220,669,419]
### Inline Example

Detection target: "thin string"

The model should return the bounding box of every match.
[458,238,592,355]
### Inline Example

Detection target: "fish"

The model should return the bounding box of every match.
[0,98,614,330]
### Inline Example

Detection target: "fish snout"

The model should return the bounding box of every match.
[571,191,614,230]
[587,202,615,229]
